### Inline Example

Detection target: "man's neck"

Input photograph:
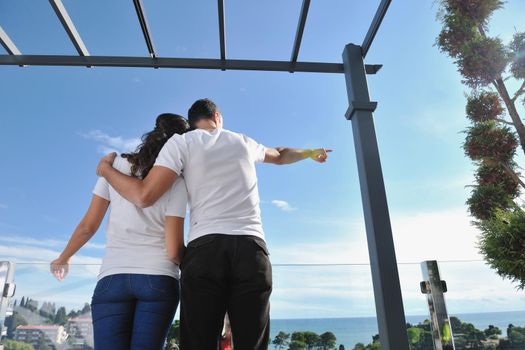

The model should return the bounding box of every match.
[197,122,221,132]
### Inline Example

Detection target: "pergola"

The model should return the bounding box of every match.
[0,1,409,348]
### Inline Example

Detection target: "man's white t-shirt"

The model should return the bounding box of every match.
[154,128,266,243]
[93,156,188,280]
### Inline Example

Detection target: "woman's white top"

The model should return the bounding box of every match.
[92,156,187,280]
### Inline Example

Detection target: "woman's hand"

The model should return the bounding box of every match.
[50,257,70,281]
[96,152,117,177]
[309,148,332,163]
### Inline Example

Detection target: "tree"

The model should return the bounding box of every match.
[4,312,28,339]
[288,340,307,350]
[436,0,525,287]
[81,302,91,315]
[319,332,337,350]
[273,331,291,349]
[25,298,38,313]
[302,331,320,349]
[507,325,525,348]
[54,306,67,325]
[484,324,502,339]
[39,302,55,321]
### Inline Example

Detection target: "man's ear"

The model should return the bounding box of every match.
[213,111,221,124]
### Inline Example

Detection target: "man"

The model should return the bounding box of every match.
[96,98,331,349]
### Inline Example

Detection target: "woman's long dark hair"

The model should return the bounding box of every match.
[122,113,189,179]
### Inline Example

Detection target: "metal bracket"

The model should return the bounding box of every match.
[420,280,447,294]
[3,282,16,298]
[345,101,378,120]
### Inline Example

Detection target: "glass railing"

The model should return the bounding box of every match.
[1,261,525,350]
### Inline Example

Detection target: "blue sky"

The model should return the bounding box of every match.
[1,0,525,320]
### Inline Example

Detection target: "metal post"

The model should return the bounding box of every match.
[342,43,409,350]
[0,262,16,339]
[421,260,455,350]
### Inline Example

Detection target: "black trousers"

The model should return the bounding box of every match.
[180,234,273,350]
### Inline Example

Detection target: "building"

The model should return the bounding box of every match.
[66,317,93,349]
[14,325,67,350]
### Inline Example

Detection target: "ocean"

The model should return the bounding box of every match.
[270,311,525,348]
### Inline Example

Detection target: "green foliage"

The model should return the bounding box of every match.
[353,316,505,350]
[273,331,291,349]
[407,327,422,344]
[459,36,508,88]
[467,184,515,220]
[466,91,504,123]
[484,325,502,339]
[437,1,508,88]
[502,325,525,348]
[440,0,504,25]
[2,339,35,350]
[464,122,517,162]
[478,208,525,289]
[279,331,337,350]
[39,302,56,321]
[288,340,307,350]
[320,332,337,349]
[53,306,67,325]
[509,32,525,79]
[438,13,479,57]
[25,299,38,313]
[303,331,321,348]
[81,302,91,315]
[475,163,519,196]
[437,0,525,290]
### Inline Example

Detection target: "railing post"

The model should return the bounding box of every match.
[421,260,455,350]
[342,43,409,350]
[0,262,16,339]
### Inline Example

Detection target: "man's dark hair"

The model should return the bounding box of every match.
[188,98,219,128]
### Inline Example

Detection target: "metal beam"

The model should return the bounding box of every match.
[421,261,456,350]
[0,25,21,55]
[0,55,382,74]
[290,0,311,71]
[361,0,392,57]
[49,0,89,56]
[133,0,156,58]
[218,0,226,66]
[342,43,409,350]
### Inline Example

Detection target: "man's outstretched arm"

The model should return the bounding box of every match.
[96,153,178,208]
[264,147,332,165]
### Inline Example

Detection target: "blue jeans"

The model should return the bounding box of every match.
[91,274,179,350]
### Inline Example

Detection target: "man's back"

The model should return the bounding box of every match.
[155,128,266,243]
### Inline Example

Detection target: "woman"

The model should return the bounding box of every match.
[50,113,189,350]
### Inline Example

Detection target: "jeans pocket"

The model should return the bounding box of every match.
[93,275,114,297]
[146,275,178,295]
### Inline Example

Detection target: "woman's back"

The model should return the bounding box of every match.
[93,155,187,280]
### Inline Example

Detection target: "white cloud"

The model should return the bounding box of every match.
[79,130,141,155]
[0,203,7,209]
[266,207,525,317]
[270,207,481,265]
[272,200,298,212]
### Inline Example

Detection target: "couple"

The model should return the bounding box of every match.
[51,98,331,350]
